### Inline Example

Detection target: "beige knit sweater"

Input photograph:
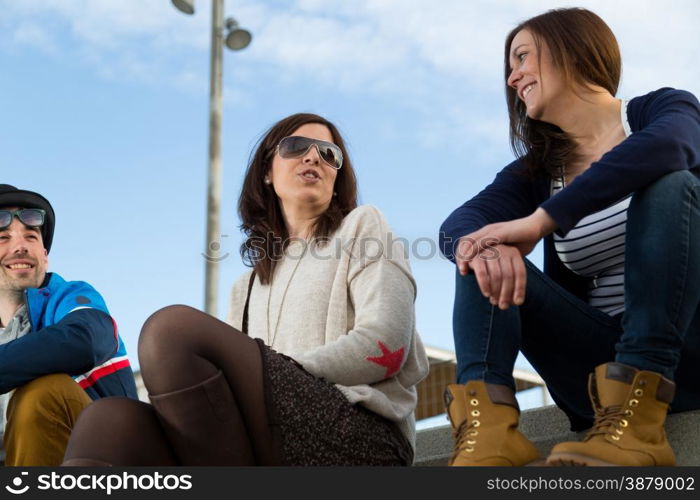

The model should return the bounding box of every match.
[227,205,429,449]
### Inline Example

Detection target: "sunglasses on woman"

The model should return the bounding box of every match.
[276,136,343,170]
[0,209,46,230]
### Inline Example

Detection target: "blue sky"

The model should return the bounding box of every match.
[2,0,699,374]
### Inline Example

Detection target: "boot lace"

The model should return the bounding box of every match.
[452,418,477,457]
[585,404,626,439]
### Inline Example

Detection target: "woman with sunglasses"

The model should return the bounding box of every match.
[63,113,428,466]
[440,8,700,467]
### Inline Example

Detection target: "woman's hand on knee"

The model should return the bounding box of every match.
[460,209,557,260]
[464,244,527,310]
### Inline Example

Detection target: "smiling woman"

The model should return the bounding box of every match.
[504,8,622,178]
[439,7,700,468]
[63,113,429,466]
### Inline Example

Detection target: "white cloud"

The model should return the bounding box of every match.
[12,22,56,54]
[174,68,208,94]
[3,0,698,94]
[1,0,698,151]
[4,2,697,77]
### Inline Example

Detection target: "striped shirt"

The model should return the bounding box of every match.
[550,100,632,316]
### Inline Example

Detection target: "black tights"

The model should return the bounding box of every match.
[63,305,278,466]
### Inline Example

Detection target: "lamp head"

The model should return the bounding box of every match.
[172,0,195,15]
[225,18,252,50]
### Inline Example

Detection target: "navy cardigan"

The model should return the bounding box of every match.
[439,88,700,301]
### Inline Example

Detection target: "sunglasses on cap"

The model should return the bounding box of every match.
[276,136,343,170]
[0,209,46,230]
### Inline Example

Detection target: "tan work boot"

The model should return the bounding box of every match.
[444,380,541,466]
[547,362,676,466]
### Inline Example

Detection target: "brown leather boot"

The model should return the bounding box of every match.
[149,370,257,465]
[444,380,541,466]
[547,362,676,466]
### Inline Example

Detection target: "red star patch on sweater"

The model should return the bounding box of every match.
[366,341,405,378]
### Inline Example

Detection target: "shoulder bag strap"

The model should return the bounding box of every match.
[241,270,256,335]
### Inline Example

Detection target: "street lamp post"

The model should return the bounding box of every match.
[204,0,223,318]
[171,0,252,316]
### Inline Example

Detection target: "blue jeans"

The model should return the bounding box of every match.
[453,171,700,431]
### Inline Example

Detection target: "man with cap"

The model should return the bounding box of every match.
[0,184,138,466]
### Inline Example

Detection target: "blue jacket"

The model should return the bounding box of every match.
[0,272,138,399]
[440,88,700,300]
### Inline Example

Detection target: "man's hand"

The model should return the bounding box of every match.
[455,208,558,309]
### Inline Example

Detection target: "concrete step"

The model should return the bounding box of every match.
[414,405,700,466]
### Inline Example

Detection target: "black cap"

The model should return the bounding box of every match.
[0,184,55,253]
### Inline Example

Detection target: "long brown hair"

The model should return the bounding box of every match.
[504,8,621,177]
[238,113,358,284]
